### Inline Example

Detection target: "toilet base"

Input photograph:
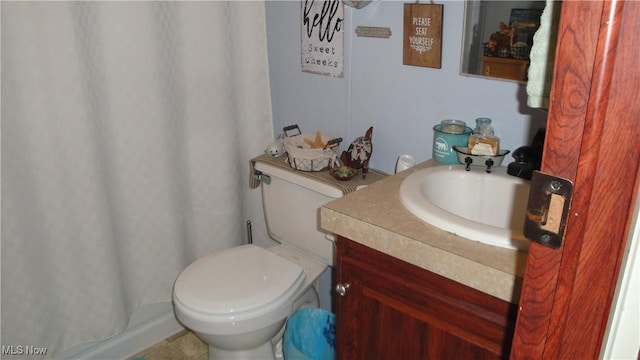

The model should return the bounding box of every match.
[208,341,274,360]
[192,319,283,360]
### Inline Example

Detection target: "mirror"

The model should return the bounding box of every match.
[460,1,546,82]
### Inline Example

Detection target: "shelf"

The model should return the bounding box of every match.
[481,56,529,81]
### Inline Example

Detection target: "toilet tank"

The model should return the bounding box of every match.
[254,161,342,266]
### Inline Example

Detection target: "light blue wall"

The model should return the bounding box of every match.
[265,0,547,174]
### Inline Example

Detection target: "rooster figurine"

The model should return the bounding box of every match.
[340,127,373,179]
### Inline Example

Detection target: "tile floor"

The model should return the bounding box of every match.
[129,330,208,360]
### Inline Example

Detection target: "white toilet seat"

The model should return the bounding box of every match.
[173,245,306,328]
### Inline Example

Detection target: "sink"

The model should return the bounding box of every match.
[399,164,531,251]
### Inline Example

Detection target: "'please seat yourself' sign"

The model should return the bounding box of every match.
[403,3,443,69]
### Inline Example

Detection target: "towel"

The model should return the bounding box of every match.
[249,153,388,195]
[527,0,562,109]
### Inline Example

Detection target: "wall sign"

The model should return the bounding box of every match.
[301,0,344,77]
[403,3,443,69]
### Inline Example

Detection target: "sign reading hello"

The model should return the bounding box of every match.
[301,0,344,78]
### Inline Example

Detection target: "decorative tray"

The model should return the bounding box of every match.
[330,166,358,181]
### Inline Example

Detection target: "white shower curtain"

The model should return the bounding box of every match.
[1,1,273,357]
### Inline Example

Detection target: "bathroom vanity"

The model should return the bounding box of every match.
[321,160,527,358]
[335,237,516,358]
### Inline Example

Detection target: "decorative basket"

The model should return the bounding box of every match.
[282,125,342,172]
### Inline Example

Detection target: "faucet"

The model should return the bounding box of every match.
[507,129,545,180]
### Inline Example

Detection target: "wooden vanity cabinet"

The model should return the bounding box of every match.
[334,236,517,359]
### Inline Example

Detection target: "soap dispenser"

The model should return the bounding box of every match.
[468,118,500,156]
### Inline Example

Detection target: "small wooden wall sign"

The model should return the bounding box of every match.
[403,3,443,68]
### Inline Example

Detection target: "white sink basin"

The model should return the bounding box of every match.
[399,164,531,251]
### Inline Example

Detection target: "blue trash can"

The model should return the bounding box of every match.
[283,308,335,360]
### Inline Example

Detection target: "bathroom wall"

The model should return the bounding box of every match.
[265,0,547,174]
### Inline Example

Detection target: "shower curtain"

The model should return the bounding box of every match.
[1,1,273,357]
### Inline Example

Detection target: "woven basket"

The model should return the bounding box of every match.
[283,133,340,172]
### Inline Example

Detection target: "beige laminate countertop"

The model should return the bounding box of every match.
[320,160,528,304]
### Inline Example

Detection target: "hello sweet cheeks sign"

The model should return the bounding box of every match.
[301,0,344,77]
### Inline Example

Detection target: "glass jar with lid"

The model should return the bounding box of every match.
[440,119,467,134]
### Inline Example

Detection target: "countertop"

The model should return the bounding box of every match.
[320,160,528,304]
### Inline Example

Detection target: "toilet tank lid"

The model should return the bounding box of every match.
[174,245,305,315]
[255,161,343,199]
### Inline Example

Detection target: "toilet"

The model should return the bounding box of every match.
[173,160,342,359]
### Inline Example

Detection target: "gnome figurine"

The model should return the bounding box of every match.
[340,127,373,179]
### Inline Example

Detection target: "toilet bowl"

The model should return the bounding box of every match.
[174,244,325,359]
[173,157,341,360]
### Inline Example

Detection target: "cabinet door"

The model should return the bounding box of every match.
[335,237,517,359]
